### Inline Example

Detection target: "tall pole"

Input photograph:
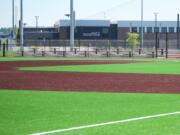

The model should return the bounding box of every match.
[154,12,159,51]
[12,0,15,39]
[70,0,74,51]
[154,12,158,28]
[35,16,39,29]
[166,32,168,58]
[20,0,24,53]
[140,0,144,49]
[70,0,75,51]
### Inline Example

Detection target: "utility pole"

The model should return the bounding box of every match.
[70,0,75,51]
[20,0,24,55]
[140,0,144,49]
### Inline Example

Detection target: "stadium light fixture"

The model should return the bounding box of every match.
[65,14,70,17]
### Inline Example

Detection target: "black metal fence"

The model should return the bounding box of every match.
[0,37,179,58]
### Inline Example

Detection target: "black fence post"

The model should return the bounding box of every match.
[21,50,24,57]
[3,43,6,57]
[129,51,132,57]
[124,39,127,49]
[95,48,98,54]
[63,51,66,57]
[166,32,168,58]
[139,49,142,55]
[42,51,45,57]
[155,32,158,57]
[152,52,155,58]
[54,48,56,54]
[107,51,109,57]
[108,40,111,54]
[0,40,1,51]
[78,40,81,50]
[161,49,164,56]
[88,44,90,56]
[74,48,77,54]
[157,38,160,49]
[117,49,119,55]
[33,48,36,55]
[85,51,88,57]
[6,39,8,51]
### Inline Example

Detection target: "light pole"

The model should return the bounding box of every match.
[154,12,159,57]
[12,0,15,39]
[129,22,132,33]
[140,0,144,49]
[154,12,158,28]
[35,16,39,29]
[20,0,24,54]
[177,14,180,49]
[70,0,75,51]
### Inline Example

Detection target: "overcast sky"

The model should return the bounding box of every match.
[1,0,180,28]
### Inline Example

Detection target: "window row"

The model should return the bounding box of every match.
[130,27,179,33]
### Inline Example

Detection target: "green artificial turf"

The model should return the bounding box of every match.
[0,57,65,61]
[0,51,17,57]
[0,56,174,62]
[0,90,180,135]
[20,61,180,75]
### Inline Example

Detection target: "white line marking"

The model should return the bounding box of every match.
[30,111,180,135]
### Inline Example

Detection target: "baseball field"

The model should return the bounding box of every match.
[0,57,180,135]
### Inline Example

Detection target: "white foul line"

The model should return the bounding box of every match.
[30,111,180,135]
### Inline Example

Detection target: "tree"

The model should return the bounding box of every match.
[127,33,140,50]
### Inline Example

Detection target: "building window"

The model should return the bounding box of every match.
[139,27,145,33]
[154,27,159,33]
[161,27,167,33]
[147,27,152,33]
[132,27,138,33]
[169,27,174,33]
[75,28,78,33]
[102,28,109,34]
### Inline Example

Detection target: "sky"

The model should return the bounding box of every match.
[1,0,180,28]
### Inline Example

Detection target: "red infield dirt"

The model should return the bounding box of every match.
[0,60,180,94]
